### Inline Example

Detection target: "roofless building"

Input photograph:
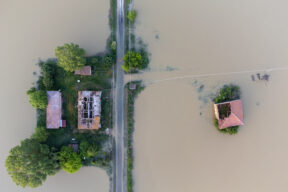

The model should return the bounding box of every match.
[78,91,102,130]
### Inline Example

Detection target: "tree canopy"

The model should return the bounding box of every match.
[79,141,100,159]
[5,139,59,188]
[127,10,137,23]
[55,43,86,72]
[31,126,49,142]
[26,88,48,109]
[122,51,143,72]
[40,61,57,90]
[58,146,82,174]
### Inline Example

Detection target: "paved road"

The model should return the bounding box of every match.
[114,0,125,191]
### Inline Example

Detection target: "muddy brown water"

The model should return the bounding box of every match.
[133,0,288,191]
[0,0,109,191]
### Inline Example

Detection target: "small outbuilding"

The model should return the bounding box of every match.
[75,66,92,76]
[214,99,244,129]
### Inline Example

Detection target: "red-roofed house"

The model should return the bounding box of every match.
[214,99,244,129]
[46,91,65,129]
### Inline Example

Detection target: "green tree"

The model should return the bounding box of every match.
[79,141,100,158]
[40,61,57,90]
[31,126,49,142]
[58,146,82,174]
[103,55,114,69]
[26,88,48,109]
[127,10,137,23]
[5,139,59,188]
[122,51,143,72]
[55,43,86,72]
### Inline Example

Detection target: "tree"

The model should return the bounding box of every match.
[79,141,100,159]
[40,61,57,90]
[122,51,143,72]
[5,139,59,188]
[58,146,82,174]
[26,88,48,109]
[55,43,86,72]
[103,55,114,69]
[31,126,49,142]
[127,10,137,23]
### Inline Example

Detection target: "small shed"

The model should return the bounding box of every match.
[75,66,92,76]
[129,83,136,90]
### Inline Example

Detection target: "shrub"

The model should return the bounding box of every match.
[58,146,82,174]
[214,84,240,103]
[26,88,48,109]
[127,10,137,23]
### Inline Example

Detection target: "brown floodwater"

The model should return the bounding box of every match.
[0,0,109,191]
[133,0,288,191]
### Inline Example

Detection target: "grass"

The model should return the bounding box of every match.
[125,81,145,192]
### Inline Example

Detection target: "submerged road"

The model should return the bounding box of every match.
[114,0,125,191]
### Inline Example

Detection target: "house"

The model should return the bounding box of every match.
[78,91,102,130]
[214,99,244,129]
[74,66,92,76]
[46,91,66,129]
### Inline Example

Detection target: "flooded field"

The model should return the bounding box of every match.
[0,0,109,191]
[133,0,288,191]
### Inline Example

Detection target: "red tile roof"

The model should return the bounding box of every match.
[46,91,62,129]
[75,66,92,76]
[214,100,244,129]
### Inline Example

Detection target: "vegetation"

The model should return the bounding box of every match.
[26,88,47,109]
[127,10,137,23]
[122,51,143,72]
[58,146,82,174]
[213,84,240,103]
[125,81,145,192]
[5,139,59,188]
[79,141,100,159]
[31,126,49,142]
[55,43,86,72]
[213,118,239,135]
[213,85,241,135]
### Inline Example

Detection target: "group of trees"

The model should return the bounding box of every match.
[5,139,59,188]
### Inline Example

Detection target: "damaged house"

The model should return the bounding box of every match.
[78,91,102,130]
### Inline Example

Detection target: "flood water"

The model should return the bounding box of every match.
[0,0,109,191]
[133,0,288,191]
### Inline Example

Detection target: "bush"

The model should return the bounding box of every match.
[58,146,82,174]
[79,141,100,159]
[26,88,48,109]
[127,10,137,23]
[214,84,240,103]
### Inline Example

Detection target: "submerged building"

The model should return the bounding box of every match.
[214,99,244,129]
[78,91,102,130]
[46,91,66,129]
